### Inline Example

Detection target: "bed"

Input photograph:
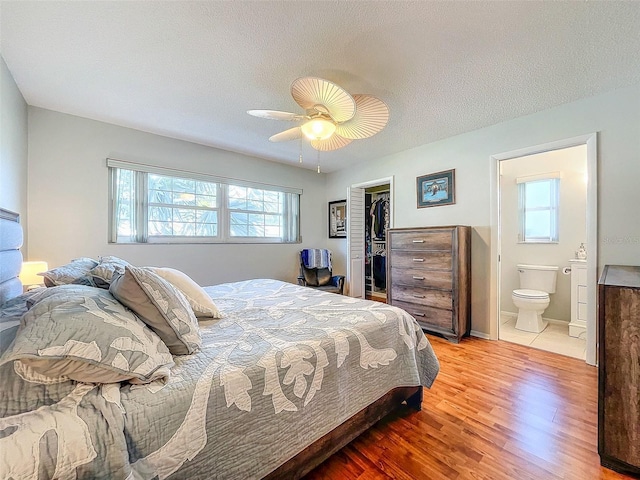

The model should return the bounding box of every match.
[0,209,440,479]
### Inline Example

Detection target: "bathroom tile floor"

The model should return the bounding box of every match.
[499,315,587,360]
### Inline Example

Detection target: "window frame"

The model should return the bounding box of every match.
[108,159,301,245]
[517,175,560,244]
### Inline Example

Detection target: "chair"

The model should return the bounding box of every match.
[297,249,345,295]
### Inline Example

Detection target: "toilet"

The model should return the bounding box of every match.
[512,264,558,333]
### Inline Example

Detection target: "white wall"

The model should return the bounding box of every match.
[499,146,587,321]
[27,107,327,286]
[326,83,640,336]
[0,56,28,250]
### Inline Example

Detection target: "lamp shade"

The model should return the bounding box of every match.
[19,261,48,287]
[300,118,336,141]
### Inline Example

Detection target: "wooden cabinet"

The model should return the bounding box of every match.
[387,226,471,343]
[569,259,587,338]
[598,265,640,476]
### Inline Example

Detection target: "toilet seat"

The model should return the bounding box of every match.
[512,289,549,300]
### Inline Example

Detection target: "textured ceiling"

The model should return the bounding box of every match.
[1,1,640,172]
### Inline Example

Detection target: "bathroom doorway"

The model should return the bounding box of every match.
[492,134,597,365]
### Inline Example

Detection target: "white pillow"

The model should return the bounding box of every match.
[146,267,222,319]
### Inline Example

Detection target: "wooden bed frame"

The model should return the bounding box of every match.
[266,386,423,479]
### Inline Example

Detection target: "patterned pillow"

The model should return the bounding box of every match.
[86,255,131,288]
[0,285,174,384]
[146,267,222,319]
[25,284,99,308]
[40,257,98,287]
[109,266,201,355]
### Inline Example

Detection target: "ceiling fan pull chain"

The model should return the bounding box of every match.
[317,150,321,174]
[299,136,303,164]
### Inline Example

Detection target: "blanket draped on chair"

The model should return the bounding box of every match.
[301,249,332,270]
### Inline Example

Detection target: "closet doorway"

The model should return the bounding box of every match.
[365,186,390,302]
[346,177,394,300]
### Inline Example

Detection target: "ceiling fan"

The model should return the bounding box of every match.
[247,77,389,152]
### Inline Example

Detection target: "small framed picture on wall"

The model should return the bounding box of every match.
[329,200,347,238]
[416,169,455,208]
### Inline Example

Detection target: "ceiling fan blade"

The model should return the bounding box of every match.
[247,110,303,121]
[311,134,353,151]
[335,95,390,140]
[291,77,356,123]
[269,127,302,142]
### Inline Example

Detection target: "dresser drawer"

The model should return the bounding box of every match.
[390,230,453,251]
[391,284,452,310]
[391,266,452,290]
[392,300,454,332]
[390,250,452,271]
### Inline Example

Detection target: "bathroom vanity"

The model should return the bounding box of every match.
[568,259,587,338]
[597,265,640,476]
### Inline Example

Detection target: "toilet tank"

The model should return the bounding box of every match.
[517,264,558,293]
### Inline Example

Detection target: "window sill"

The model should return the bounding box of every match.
[517,241,559,245]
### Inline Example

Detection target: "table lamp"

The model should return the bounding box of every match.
[19,261,48,290]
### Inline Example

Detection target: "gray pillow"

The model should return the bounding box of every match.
[40,257,98,287]
[316,268,332,286]
[302,268,318,286]
[109,266,201,355]
[86,255,131,288]
[0,285,174,384]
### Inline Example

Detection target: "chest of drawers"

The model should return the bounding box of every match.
[387,226,471,343]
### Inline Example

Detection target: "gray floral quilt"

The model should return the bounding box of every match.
[0,279,439,479]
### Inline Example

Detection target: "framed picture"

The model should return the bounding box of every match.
[416,169,456,208]
[329,199,347,238]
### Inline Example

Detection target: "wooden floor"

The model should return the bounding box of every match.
[365,294,387,304]
[304,335,634,480]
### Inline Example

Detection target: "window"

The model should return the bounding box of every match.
[108,160,301,244]
[517,175,559,243]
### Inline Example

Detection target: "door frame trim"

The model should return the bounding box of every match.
[346,176,394,297]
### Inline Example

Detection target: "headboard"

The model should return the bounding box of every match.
[0,208,23,303]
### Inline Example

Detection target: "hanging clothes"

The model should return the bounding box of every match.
[373,255,386,288]
[366,191,390,294]
[370,197,389,240]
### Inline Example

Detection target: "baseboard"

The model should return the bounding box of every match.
[470,330,491,340]
[545,317,569,326]
[500,310,569,326]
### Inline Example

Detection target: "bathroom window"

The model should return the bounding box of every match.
[517,177,559,243]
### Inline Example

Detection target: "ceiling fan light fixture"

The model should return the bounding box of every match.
[301,118,336,141]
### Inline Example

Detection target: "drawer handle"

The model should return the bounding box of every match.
[412,240,425,243]
[414,313,426,317]
[412,276,425,280]
[413,294,425,298]
[412,258,424,262]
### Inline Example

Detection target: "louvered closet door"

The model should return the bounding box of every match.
[347,187,365,298]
